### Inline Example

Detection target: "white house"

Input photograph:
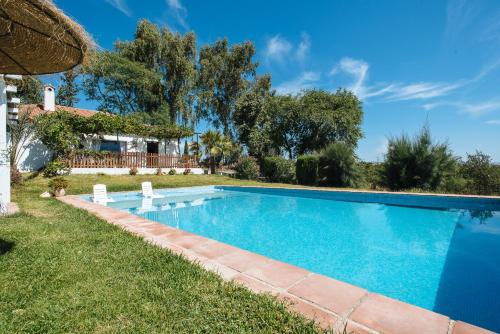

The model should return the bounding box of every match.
[12,86,202,174]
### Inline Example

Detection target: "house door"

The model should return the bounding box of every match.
[146,142,159,167]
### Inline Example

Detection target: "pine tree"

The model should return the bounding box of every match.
[183,140,189,156]
[56,69,79,107]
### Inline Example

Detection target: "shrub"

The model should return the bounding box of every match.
[155,168,163,176]
[10,165,23,185]
[183,168,191,175]
[262,156,295,183]
[460,151,500,195]
[43,159,70,178]
[96,172,107,176]
[296,155,319,185]
[318,142,360,187]
[48,176,69,191]
[129,167,138,176]
[438,175,468,194]
[382,126,457,191]
[168,168,177,175]
[235,156,259,180]
[358,162,383,190]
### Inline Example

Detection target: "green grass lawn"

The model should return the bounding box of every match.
[0,175,324,333]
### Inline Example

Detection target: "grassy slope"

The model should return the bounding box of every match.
[0,175,323,333]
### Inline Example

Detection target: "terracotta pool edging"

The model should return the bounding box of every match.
[215,184,500,200]
[57,195,496,334]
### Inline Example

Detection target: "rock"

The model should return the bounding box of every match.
[40,191,51,198]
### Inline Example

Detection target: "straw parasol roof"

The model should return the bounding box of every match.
[0,0,94,75]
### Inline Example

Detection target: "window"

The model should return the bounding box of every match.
[100,140,121,153]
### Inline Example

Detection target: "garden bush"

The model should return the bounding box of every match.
[168,168,177,175]
[382,126,457,191]
[358,162,383,190]
[48,176,69,192]
[183,168,191,175]
[296,155,319,185]
[262,156,295,183]
[460,151,500,195]
[318,142,360,187]
[43,159,71,178]
[10,166,23,185]
[155,168,163,176]
[129,167,138,176]
[235,156,259,180]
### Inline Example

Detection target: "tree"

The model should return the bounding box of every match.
[6,76,43,104]
[200,130,226,174]
[8,106,39,169]
[160,29,197,125]
[461,151,500,195]
[83,52,165,115]
[35,111,80,158]
[56,69,80,107]
[296,89,363,154]
[116,20,197,125]
[234,74,272,146]
[116,19,163,71]
[183,140,189,156]
[382,125,457,191]
[189,141,200,157]
[244,89,364,160]
[197,38,257,137]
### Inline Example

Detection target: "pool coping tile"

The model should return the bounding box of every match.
[452,321,496,334]
[288,273,367,316]
[350,293,450,334]
[58,194,495,334]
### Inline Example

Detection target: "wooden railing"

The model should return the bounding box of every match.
[68,152,199,169]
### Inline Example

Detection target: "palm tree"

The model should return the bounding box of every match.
[200,130,224,174]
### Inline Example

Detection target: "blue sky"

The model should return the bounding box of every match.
[52,0,500,161]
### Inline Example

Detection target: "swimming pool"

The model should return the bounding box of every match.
[86,186,500,331]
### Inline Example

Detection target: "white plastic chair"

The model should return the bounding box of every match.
[92,184,114,204]
[137,197,155,214]
[141,182,164,198]
[190,198,204,207]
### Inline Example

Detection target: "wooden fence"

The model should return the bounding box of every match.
[68,152,199,169]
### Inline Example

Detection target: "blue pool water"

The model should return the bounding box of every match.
[87,186,500,331]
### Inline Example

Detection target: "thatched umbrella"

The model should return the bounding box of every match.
[0,0,93,75]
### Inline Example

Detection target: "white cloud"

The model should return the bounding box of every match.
[264,35,293,62]
[423,100,500,115]
[104,0,132,17]
[329,56,500,102]
[296,32,311,61]
[165,0,189,30]
[485,119,500,125]
[384,82,463,101]
[264,33,312,63]
[275,72,320,95]
[445,0,479,41]
[330,57,462,100]
[330,57,369,97]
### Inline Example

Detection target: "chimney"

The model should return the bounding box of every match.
[44,85,55,111]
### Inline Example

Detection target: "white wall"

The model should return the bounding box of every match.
[84,134,179,155]
[71,167,205,175]
[11,134,52,172]
[13,133,181,172]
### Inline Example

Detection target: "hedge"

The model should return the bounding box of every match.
[262,156,295,183]
[296,155,319,185]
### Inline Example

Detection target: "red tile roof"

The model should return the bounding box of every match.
[20,104,98,118]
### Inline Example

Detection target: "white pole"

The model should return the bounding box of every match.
[0,76,10,204]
